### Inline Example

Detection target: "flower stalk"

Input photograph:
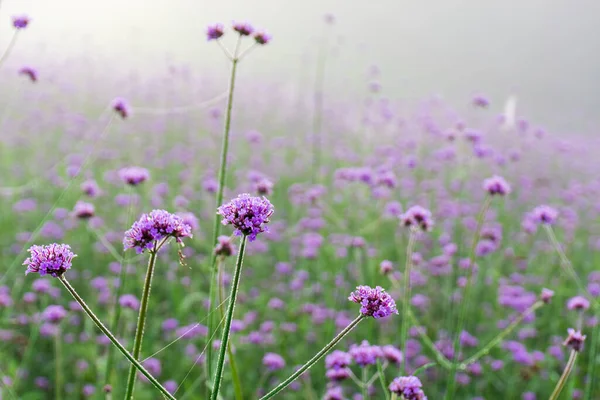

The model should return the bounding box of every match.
[400,228,416,374]
[549,350,578,400]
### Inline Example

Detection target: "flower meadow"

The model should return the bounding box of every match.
[1,11,600,400]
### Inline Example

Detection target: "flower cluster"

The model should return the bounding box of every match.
[483,175,511,196]
[206,22,271,45]
[400,205,434,232]
[24,244,76,277]
[348,285,398,319]
[72,201,95,219]
[119,167,150,186]
[123,210,192,253]
[12,15,30,29]
[217,194,274,241]
[111,97,131,119]
[389,376,427,400]
[530,205,558,225]
[563,328,586,352]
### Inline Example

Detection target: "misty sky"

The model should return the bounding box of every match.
[2,0,600,133]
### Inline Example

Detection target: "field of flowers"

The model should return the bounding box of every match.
[1,11,600,400]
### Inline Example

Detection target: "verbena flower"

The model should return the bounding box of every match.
[119,167,150,186]
[349,285,398,319]
[262,352,286,371]
[400,206,434,232]
[42,305,67,323]
[567,296,590,311]
[12,15,30,29]
[214,235,235,257]
[349,340,383,366]
[531,205,558,225]
[233,22,254,36]
[563,328,586,352]
[24,244,76,277]
[389,376,427,400]
[19,66,37,82]
[73,201,95,219]
[541,288,554,304]
[111,97,131,119]
[123,210,192,253]
[483,175,511,196]
[325,350,352,369]
[254,31,272,45]
[206,23,225,40]
[217,194,274,241]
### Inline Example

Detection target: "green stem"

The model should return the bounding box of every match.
[362,367,369,399]
[260,314,365,400]
[400,229,416,374]
[406,309,453,370]
[54,326,63,400]
[549,350,578,400]
[445,195,491,400]
[210,235,247,400]
[57,276,174,399]
[206,38,240,386]
[460,301,544,368]
[124,244,158,400]
[584,318,599,399]
[377,360,390,400]
[413,362,437,376]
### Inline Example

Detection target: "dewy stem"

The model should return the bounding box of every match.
[260,314,365,400]
[210,235,248,400]
[445,195,491,400]
[206,37,240,384]
[57,276,175,400]
[549,350,578,400]
[400,229,416,374]
[125,244,159,400]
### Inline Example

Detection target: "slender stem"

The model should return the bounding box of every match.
[0,31,19,69]
[400,229,416,374]
[445,195,491,400]
[460,301,544,368]
[377,360,390,400]
[210,235,248,400]
[362,367,369,399]
[54,326,63,400]
[57,276,175,399]
[549,350,578,400]
[260,314,365,400]
[406,309,453,370]
[125,244,159,400]
[206,38,241,384]
[413,362,437,376]
[584,319,599,399]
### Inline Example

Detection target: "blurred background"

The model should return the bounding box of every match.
[1,0,599,133]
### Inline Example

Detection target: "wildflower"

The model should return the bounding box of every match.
[123,210,192,253]
[233,22,254,36]
[381,345,403,364]
[206,23,225,40]
[349,340,383,366]
[563,328,586,352]
[567,296,590,311]
[214,235,235,257]
[81,180,101,197]
[389,376,427,400]
[119,167,150,186]
[349,285,398,319]
[325,350,352,369]
[42,305,67,323]
[72,201,95,219]
[380,260,393,274]
[472,94,490,108]
[119,294,140,311]
[24,244,76,277]
[111,97,131,119]
[541,288,554,303]
[263,352,286,371]
[483,175,511,196]
[254,31,272,45]
[255,178,274,195]
[217,193,274,241]
[12,16,30,29]
[19,66,37,82]
[531,205,558,225]
[400,206,434,232]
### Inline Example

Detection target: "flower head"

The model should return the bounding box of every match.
[24,244,76,277]
[254,31,272,45]
[349,285,398,319]
[541,288,554,304]
[123,210,192,253]
[262,352,286,371]
[472,94,490,108]
[119,167,150,186]
[325,350,352,370]
[349,340,383,366]
[206,23,225,40]
[12,16,30,29]
[72,201,95,219]
[531,205,558,225]
[19,66,37,82]
[563,328,586,352]
[42,305,67,323]
[389,376,427,400]
[400,206,434,232]
[111,97,131,119]
[567,295,590,311]
[483,175,511,196]
[214,235,235,257]
[217,194,274,241]
[233,22,254,36]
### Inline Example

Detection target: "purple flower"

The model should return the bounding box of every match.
[472,94,490,108]
[541,288,554,303]
[349,340,383,366]
[24,244,76,277]
[81,180,101,197]
[254,31,272,45]
[349,285,398,319]
[563,328,586,352]
[381,345,403,364]
[389,376,427,400]
[233,22,254,36]
[111,97,131,119]
[42,305,67,323]
[483,175,511,196]
[119,167,149,186]
[400,206,434,232]
[206,23,225,40]
[567,296,590,311]
[123,209,192,253]
[72,201,95,219]
[214,235,235,257]
[325,350,352,369]
[217,194,274,241]
[12,16,30,29]
[262,352,286,371]
[255,178,274,195]
[119,294,140,310]
[531,205,558,225]
[19,66,37,82]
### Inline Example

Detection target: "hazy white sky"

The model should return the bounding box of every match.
[2,0,600,132]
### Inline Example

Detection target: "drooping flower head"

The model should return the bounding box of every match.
[483,175,511,196]
[24,244,76,277]
[119,166,150,186]
[400,206,434,232]
[111,97,131,119]
[12,16,30,29]
[254,31,272,45]
[19,66,37,82]
[217,194,274,241]
[123,210,192,253]
[389,376,427,400]
[531,205,558,225]
[233,22,254,36]
[206,23,225,40]
[349,285,398,319]
[563,328,586,352]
